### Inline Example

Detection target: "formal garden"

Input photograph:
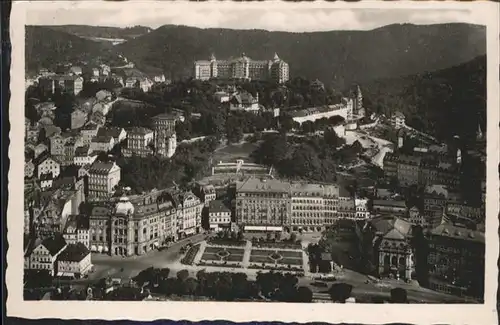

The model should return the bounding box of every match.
[248,248,304,272]
[198,246,245,268]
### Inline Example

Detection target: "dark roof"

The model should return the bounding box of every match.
[89,162,118,175]
[57,243,90,262]
[373,200,407,208]
[41,234,67,256]
[92,135,113,143]
[209,200,231,214]
[97,127,123,139]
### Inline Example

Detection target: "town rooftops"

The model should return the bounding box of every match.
[89,162,119,175]
[290,104,344,118]
[373,200,407,209]
[231,92,258,105]
[92,135,113,143]
[152,113,177,121]
[290,183,339,197]
[57,243,90,262]
[209,200,231,214]
[236,178,290,193]
[370,215,412,238]
[64,214,90,232]
[43,74,83,82]
[430,224,484,244]
[41,234,67,256]
[82,122,100,131]
[127,127,153,135]
[97,127,123,139]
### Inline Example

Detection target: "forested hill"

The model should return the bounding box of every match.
[47,25,152,40]
[360,55,486,143]
[117,23,485,88]
[25,26,124,73]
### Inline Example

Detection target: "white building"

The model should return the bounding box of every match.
[63,214,91,249]
[354,197,370,219]
[56,243,92,278]
[24,235,67,276]
[208,200,232,232]
[229,92,260,113]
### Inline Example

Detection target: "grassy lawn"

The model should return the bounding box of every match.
[204,246,245,255]
[213,142,259,162]
[280,258,303,266]
[251,249,302,259]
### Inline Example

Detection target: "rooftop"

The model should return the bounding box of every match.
[57,243,90,262]
[373,200,407,208]
[89,162,119,175]
[41,234,67,256]
[430,223,484,244]
[209,200,231,214]
[236,178,290,193]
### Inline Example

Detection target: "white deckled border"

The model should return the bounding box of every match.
[7,1,500,324]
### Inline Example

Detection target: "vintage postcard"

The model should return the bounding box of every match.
[6,1,500,324]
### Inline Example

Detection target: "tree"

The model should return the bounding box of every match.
[53,91,76,130]
[275,231,282,241]
[296,286,313,302]
[390,288,408,303]
[328,283,353,303]
[251,134,288,167]
[226,117,243,144]
[290,232,297,242]
[176,269,189,282]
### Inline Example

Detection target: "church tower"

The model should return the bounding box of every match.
[354,85,365,118]
[210,53,218,79]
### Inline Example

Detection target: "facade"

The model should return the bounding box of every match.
[427,223,485,298]
[38,75,84,96]
[236,178,291,232]
[208,200,232,232]
[152,113,177,158]
[90,135,115,153]
[35,155,61,179]
[391,111,405,129]
[56,243,92,278]
[229,92,260,113]
[369,216,415,280]
[73,146,98,166]
[291,101,354,125]
[372,200,407,217]
[24,235,67,276]
[122,127,154,157]
[169,191,204,239]
[63,214,90,249]
[81,123,101,146]
[354,198,370,219]
[88,162,121,200]
[89,191,178,256]
[194,53,289,83]
[96,127,127,144]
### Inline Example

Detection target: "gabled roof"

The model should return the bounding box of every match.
[41,234,67,256]
[209,200,231,214]
[57,243,90,262]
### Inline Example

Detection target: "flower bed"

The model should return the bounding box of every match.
[181,244,201,265]
[206,239,246,247]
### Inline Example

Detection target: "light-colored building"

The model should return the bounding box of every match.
[122,127,154,157]
[38,75,84,96]
[56,243,92,278]
[88,162,121,200]
[391,111,405,129]
[209,200,232,232]
[63,214,90,249]
[96,127,127,144]
[89,190,177,256]
[35,155,61,179]
[73,146,98,166]
[152,113,177,158]
[354,197,370,219]
[372,200,407,217]
[81,123,101,146]
[229,92,260,113]
[169,191,204,239]
[90,135,115,153]
[24,235,67,276]
[236,178,291,232]
[194,53,289,83]
[291,102,354,125]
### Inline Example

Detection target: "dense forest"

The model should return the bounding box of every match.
[360,55,486,142]
[25,26,124,73]
[116,23,485,88]
[46,25,152,40]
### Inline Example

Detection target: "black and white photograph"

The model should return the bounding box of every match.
[6,1,500,324]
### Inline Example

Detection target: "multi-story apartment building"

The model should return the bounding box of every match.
[208,200,232,232]
[169,191,204,239]
[122,127,154,158]
[34,155,61,179]
[38,75,84,96]
[152,113,177,158]
[427,223,485,299]
[194,53,289,83]
[90,135,115,153]
[383,153,461,190]
[372,200,407,218]
[73,146,98,166]
[56,243,92,278]
[236,178,291,232]
[87,162,121,200]
[89,190,178,256]
[24,235,68,276]
[81,123,101,146]
[62,214,90,249]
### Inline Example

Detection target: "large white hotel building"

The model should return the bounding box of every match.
[194,53,289,83]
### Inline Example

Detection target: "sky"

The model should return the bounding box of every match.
[26,3,484,33]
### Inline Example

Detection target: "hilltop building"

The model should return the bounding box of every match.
[194,53,289,83]
[152,113,177,158]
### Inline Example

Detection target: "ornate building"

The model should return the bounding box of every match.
[152,114,177,158]
[194,53,289,83]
